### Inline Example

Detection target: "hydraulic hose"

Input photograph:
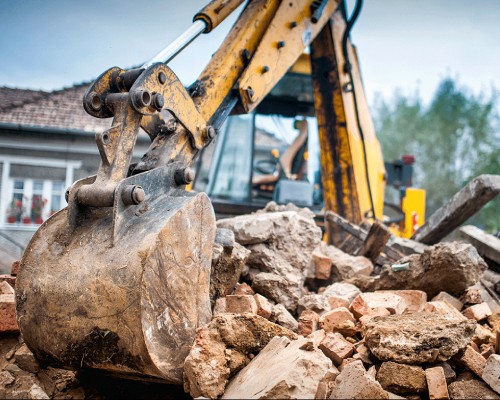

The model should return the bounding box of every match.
[340,0,377,220]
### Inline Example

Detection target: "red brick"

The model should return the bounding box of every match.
[377,290,427,312]
[312,251,332,280]
[432,292,463,311]
[327,295,350,310]
[350,292,406,319]
[213,297,226,315]
[234,282,254,296]
[225,295,258,314]
[318,332,354,366]
[454,345,487,378]
[319,307,357,337]
[253,294,272,319]
[298,310,320,336]
[462,302,492,322]
[307,329,326,347]
[0,281,14,295]
[426,366,449,400]
[10,261,19,276]
[424,301,467,321]
[0,293,18,333]
[0,275,15,288]
[358,307,391,324]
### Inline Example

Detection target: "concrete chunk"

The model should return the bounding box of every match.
[483,354,500,394]
[330,360,389,399]
[448,380,499,399]
[297,293,330,315]
[363,312,476,364]
[183,313,297,399]
[222,336,333,399]
[14,344,39,374]
[270,303,298,332]
[323,282,361,303]
[355,242,487,297]
[252,272,302,312]
[210,242,250,306]
[376,361,426,394]
[325,246,374,280]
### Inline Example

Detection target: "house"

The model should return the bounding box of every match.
[0,84,151,272]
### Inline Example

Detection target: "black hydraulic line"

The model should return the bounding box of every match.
[340,0,377,220]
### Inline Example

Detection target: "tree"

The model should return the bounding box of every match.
[373,77,500,232]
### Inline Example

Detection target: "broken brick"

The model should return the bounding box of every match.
[225,295,258,314]
[426,366,449,399]
[0,293,18,333]
[253,294,272,319]
[350,292,406,319]
[376,290,427,312]
[234,282,254,296]
[319,307,357,337]
[298,310,320,336]
[462,302,492,322]
[454,345,487,378]
[319,332,354,366]
[327,295,350,310]
[432,292,463,311]
[312,251,332,280]
[10,261,19,276]
[482,354,500,395]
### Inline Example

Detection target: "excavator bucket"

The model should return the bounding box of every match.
[16,163,216,383]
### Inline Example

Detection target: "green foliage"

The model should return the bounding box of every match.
[374,77,500,232]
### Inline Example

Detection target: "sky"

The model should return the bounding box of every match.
[1,0,500,106]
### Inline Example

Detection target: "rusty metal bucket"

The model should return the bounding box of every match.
[16,164,216,384]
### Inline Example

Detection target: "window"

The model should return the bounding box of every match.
[5,179,66,226]
[7,180,25,223]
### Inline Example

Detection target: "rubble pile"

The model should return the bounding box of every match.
[0,202,499,399]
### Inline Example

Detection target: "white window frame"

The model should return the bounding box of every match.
[0,156,82,230]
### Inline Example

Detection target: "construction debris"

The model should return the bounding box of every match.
[460,225,500,269]
[222,336,333,399]
[183,313,297,398]
[1,202,500,399]
[363,313,476,364]
[412,174,500,244]
[349,242,487,297]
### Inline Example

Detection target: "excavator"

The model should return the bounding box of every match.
[16,0,426,385]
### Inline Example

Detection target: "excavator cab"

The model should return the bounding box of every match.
[194,56,325,217]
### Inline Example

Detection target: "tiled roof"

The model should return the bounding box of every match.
[0,84,111,133]
[0,87,49,111]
